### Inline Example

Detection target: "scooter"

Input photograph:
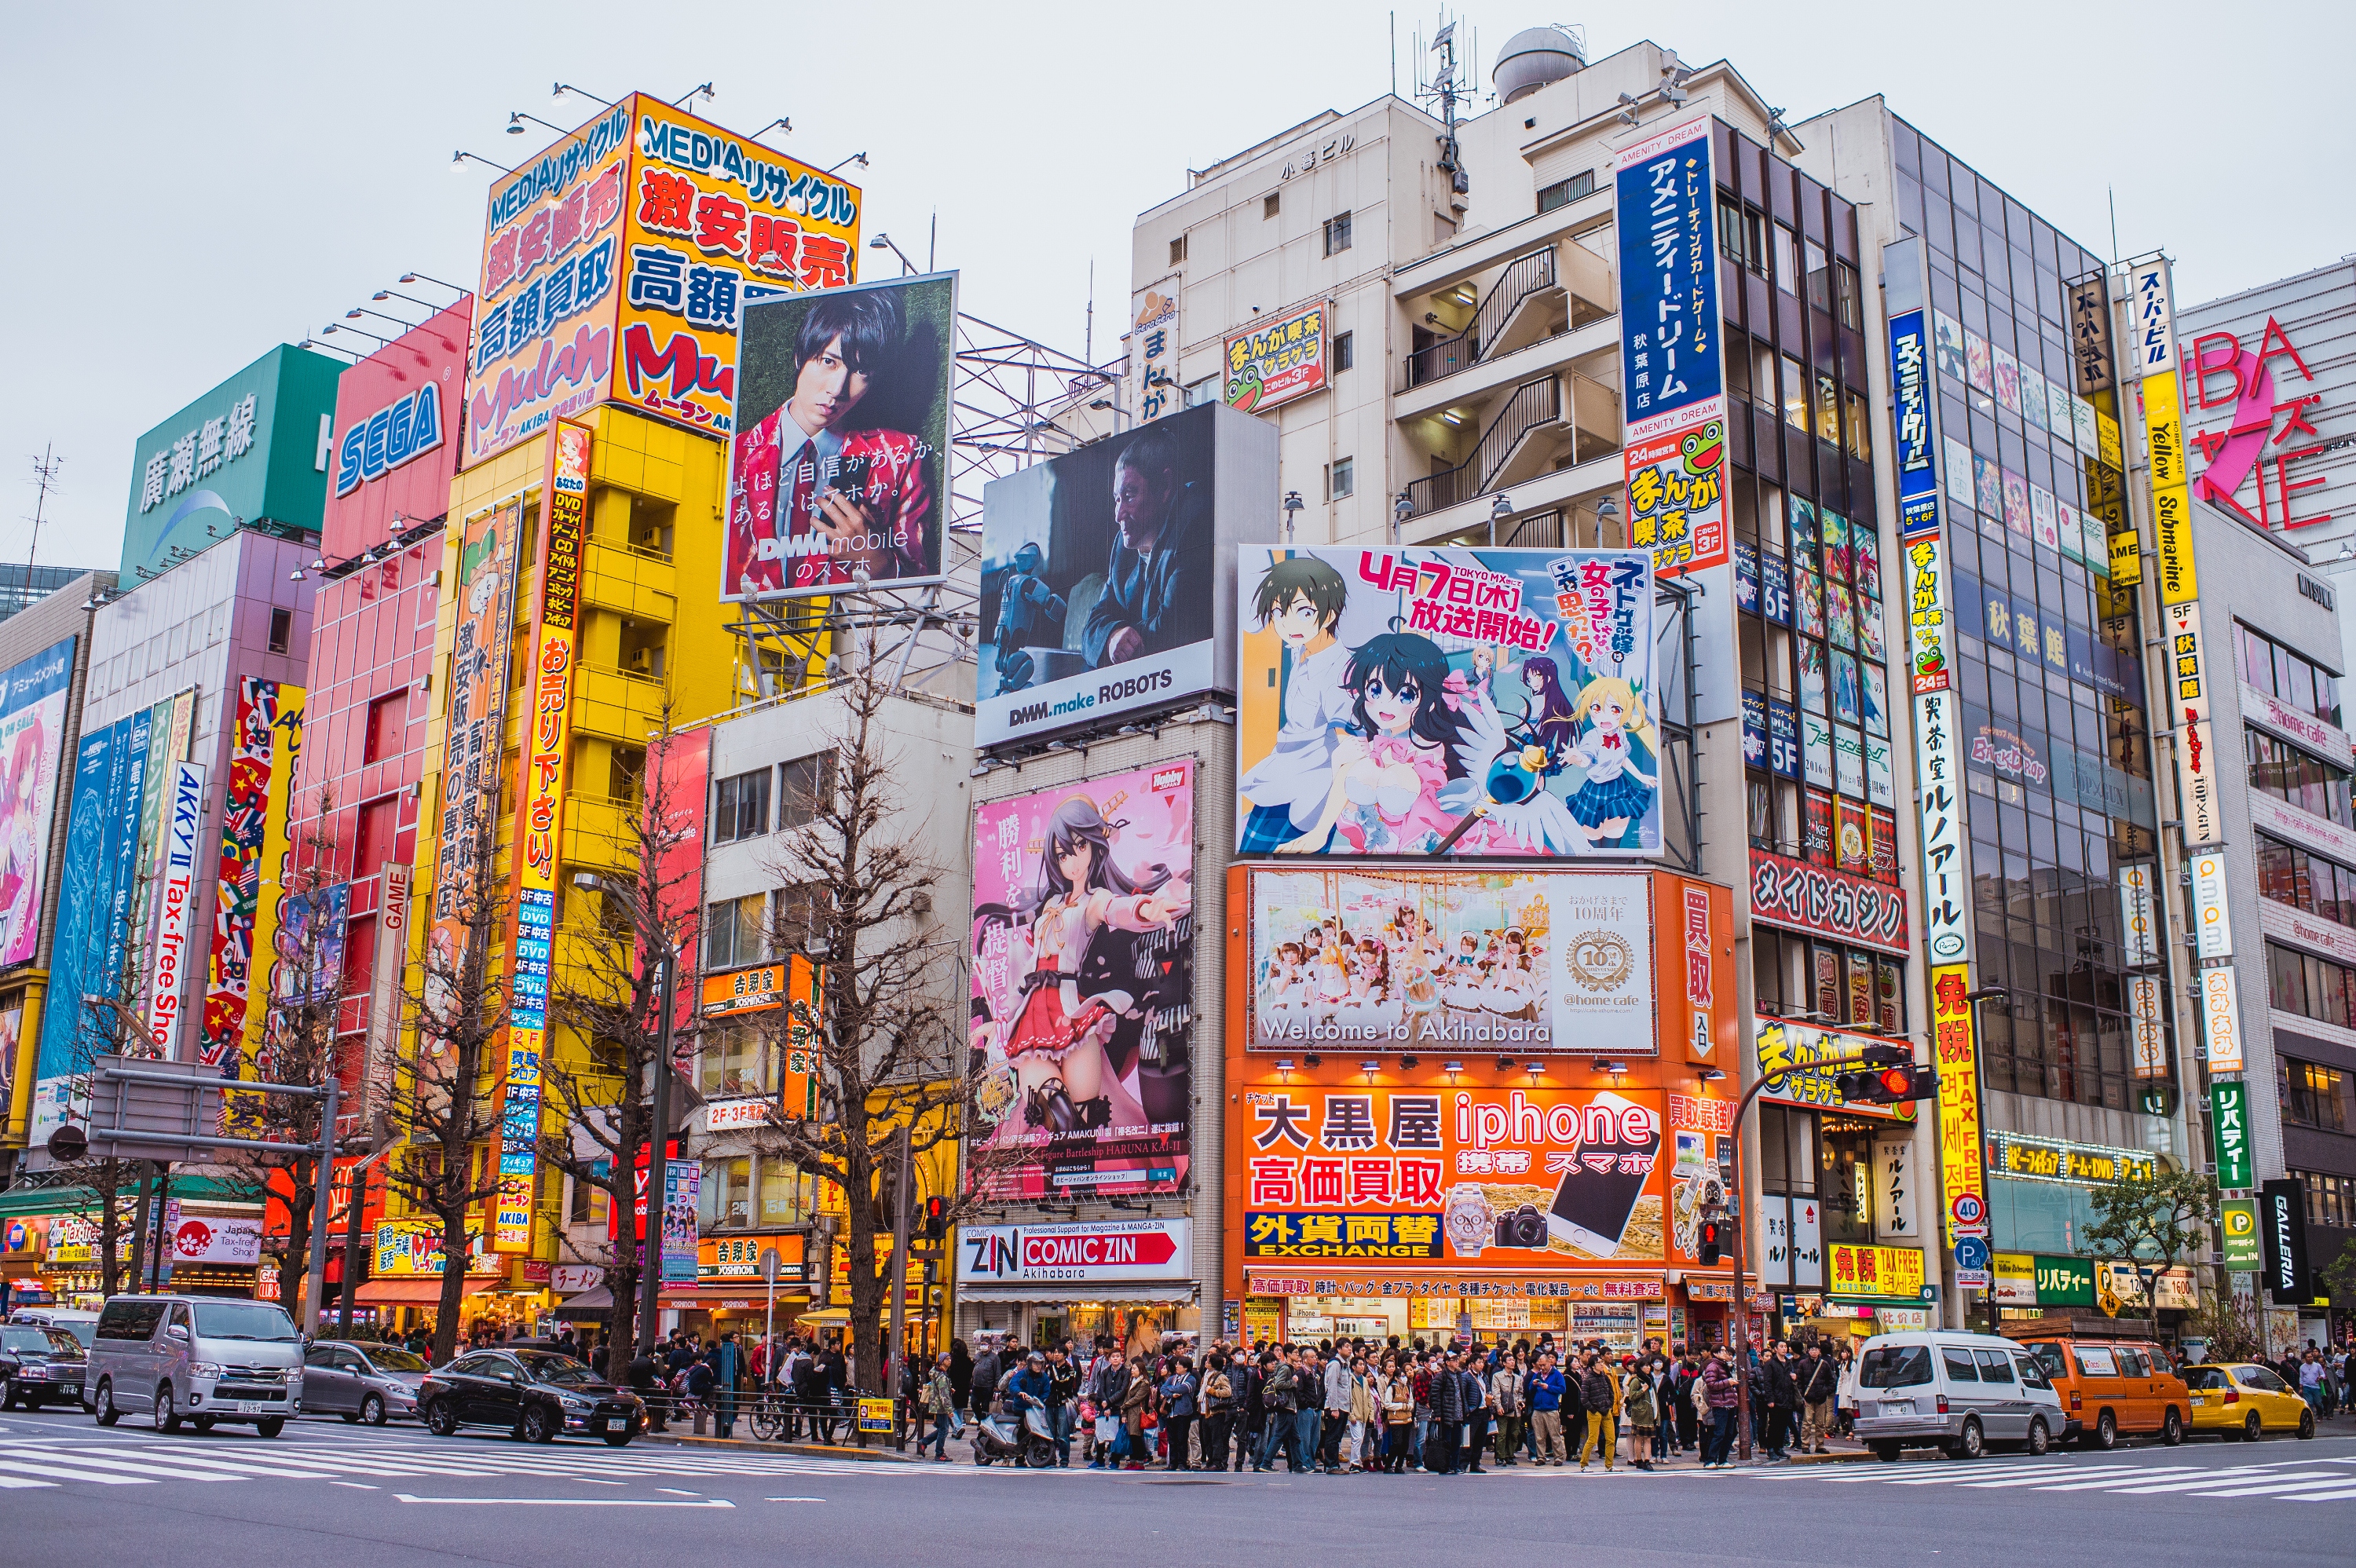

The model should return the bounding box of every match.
[971,1402,1060,1468]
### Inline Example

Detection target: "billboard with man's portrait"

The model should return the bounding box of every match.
[975,400,1278,747]
[722,272,955,599]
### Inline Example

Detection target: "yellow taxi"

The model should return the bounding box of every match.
[2182,1362,2316,1442]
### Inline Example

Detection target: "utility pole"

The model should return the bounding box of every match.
[337,1146,392,1335]
[885,1122,913,1410]
[640,958,679,1349]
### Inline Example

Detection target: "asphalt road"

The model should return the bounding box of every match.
[3,1406,2351,1566]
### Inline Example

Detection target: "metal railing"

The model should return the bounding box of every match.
[1401,246,1559,390]
[1403,375,1561,519]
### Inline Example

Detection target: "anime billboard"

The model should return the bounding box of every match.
[0,637,74,969]
[969,761,1196,1198]
[1235,546,1656,857]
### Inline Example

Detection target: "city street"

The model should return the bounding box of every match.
[3,1407,2351,1566]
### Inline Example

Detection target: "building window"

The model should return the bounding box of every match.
[2281,1058,2350,1131]
[1264,192,1280,220]
[1169,233,1187,267]
[268,607,293,654]
[1844,390,1872,461]
[2299,1169,2355,1227]
[774,880,828,954]
[2246,728,2354,829]
[1781,355,1809,431]
[2237,621,2342,729]
[1805,239,1831,315]
[713,767,772,843]
[1323,211,1353,257]
[2267,939,2356,1033]
[355,796,398,878]
[1333,331,1354,373]
[2256,832,2356,927]
[1835,261,1864,330]
[362,691,407,766]
[1183,375,1220,408]
[701,1016,770,1099]
[704,893,766,970]
[1538,170,1595,213]
[775,752,836,831]
[1752,926,1903,1035]
[1773,225,1799,296]
[1326,457,1355,501]
[701,1157,755,1229]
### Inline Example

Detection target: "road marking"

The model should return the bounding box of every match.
[392,1494,737,1508]
[0,1475,54,1489]
[2107,1472,2351,1497]
[331,1482,379,1489]
[657,1488,700,1496]
[767,1497,828,1503]
[2295,1488,2356,1501]
[0,1457,156,1485]
[15,1446,342,1482]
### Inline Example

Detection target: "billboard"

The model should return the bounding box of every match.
[975,400,1276,746]
[968,761,1196,1198]
[1235,865,1658,1058]
[722,273,954,598]
[1223,300,1333,414]
[224,688,304,1081]
[201,679,293,1069]
[426,505,521,1007]
[957,1219,1191,1285]
[1615,115,1725,576]
[1234,545,1655,857]
[0,636,75,969]
[143,760,209,1052]
[324,302,472,559]
[463,94,864,465]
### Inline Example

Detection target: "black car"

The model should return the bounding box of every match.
[418,1348,643,1446]
[0,1325,84,1410]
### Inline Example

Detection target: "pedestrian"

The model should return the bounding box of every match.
[1046,1345,1079,1467]
[1231,1350,1264,1471]
[712,1332,741,1439]
[1491,1351,1525,1467]
[1625,1357,1658,1470]
[818,1340,849,1443]
[1834,1342,1859,1437]
[1121,1355,1152,1469]
[923,1352,957,1460]
[1199,1352,1236,1470]
[2300,1350,2327,1419]
[1461,1353,1491,1474]
[1762,1342,1799,1461]
[1798,1341,1838,1455]
[1157,1355,1198,1471]
[1528,1351,1568,1465]
[1320,1344,1353,1472]
[1577,1351,1619,1472]
[1381,1359,1414,1472]
[1345,1355,1378,1471]
[1701,1347,1740,1467]
[1426,1351,1464,1474]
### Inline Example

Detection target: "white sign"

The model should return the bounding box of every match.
[2119,861,2159,967]
[956,1218,1192,1285]
[1129,273,1181,425]
[1762,1195,1793,1288]
[2249,788,2356,868]
[2259,896,2356,967]
[2190,851,2234,959]
[2129,258,2177,378]
[551,1264,604,1294]
[1790,1193,1824,1289]
[2130,973,2167,1077]
[137,393,260,514]
[2201,967,2244,1073]
[2241,682,2349,761]
[170,1214,263,1266]
[366,860,409,1116]
[145,760,208,1052]
[1875,1137,1919,1240]
[704,1097,774,1132]
[2179,719,2222,847]
[1914,688,1970,963]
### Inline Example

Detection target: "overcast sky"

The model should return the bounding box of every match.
[8,1,2349,572]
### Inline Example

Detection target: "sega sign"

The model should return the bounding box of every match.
[335,380,445,497]
[956,1219,1191,1285]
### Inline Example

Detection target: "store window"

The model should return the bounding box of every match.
[2246,729,2354,829]
[1758,1104,1817,1196]
[2256,833,2356,927]
[2268,940,2356,1033]
[2281,1058,2350,1131]
[1820,1116,1879,1247]
[701,1157,754,1229]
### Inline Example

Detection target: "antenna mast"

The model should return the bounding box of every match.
[1418,15,1470,197]
[24,443,60,609]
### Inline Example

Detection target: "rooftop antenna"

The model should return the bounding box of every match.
[1418,13,1470,197]
[23,443,60,609]
[1085,258,1095,367]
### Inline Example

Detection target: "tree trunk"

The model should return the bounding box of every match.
[431,1199,471,1365]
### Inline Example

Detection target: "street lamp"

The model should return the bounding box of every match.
[1490,491,1514,544]
[1392,491,1413,544]
[1282,491,1304,543]
[868,233,917,276]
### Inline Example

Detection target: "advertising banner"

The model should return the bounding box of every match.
[0,636,73,968]
[374,1217,497,1278]
[660,1160,701,1286]
[2033,1255,2095,1307]
[1238,865,1656,1057]
[1904,534,1952,696]
[1129,276,1180,425]
[722,274,953,598]
[1754,1017,1918,1123]
[1235,545,1656,856]
[1930,966,1986,1252]
[2190,850,2233,959]
[1914,689,1968,964]
[2219,1197,2261,1270]
[975,400,1275,746]
[1223,300,1333,414]
[365,861,409,1113]
[201,679,290,1070]
[956,1219,1192,1285]
[2211,1079,2252,1190]
[1826,1244,1926,1301]
[2201,967,2244,1073]
[1615,114,1725,577]
[2129,973,2166,1077]
[648,727,711,1037]
[1744,846,1909,956]
[1986,1132,2155,1186]
[229,689,305,1085]
[2259,1178,2311,1303]
[324,303,470,557]
[143,760,208,1053]
[969,762,1196,1198]
[1888,309,1941,541]
[170,1213,263,1266]
[2118,860,2159,967]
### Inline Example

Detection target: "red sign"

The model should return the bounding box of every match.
[1023,1230,1178,1270]
[1747,846,1910,956]
[321,302,474,561]
[2188,316,2336,533]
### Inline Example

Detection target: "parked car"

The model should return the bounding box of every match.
[1853,1330,2068,1460]
[9,1308,100,1350]
[86,1295,305,1436]
[416,1348,643,1446]
[2009,1331,2190,1449]
[2182,1361,2316,1442]
[303,1340,431,1425]
[1,1323,90,1409]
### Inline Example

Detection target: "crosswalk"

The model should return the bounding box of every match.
[1747,1453,2356,1504]
[0,1421,956,1493]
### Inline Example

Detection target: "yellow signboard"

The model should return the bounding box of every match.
[1826,1243,1926,1299]
[2145,372,2197,605]
[2107,529,2142,586]
[1931,965,1985,1250]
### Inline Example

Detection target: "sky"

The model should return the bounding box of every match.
[7,0,2351,573]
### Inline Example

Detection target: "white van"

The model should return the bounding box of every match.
[9,1307,100,1351]
[1852,1329,2065,1460]
[86,1295,305,1436]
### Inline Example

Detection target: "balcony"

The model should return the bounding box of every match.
[1402,371,1619,521]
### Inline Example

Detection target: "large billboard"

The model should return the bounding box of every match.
[968,761,1197,1198]
[324,302,472,560]
[722,274,954,598]
[975,400,1277,747]
[1235,545,1655,857]
[463,94,863,465]
[0,637,75,969]
[200,678,297,1072]
[1235,864,1659,1058]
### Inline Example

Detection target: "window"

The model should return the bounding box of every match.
[1744,210,1768,276]
[2267,939,2356,1032]
[2299,1169,2355,1227]
[1183,376,1219,408]
[1941,1347,1980,1383]
[714,767,772,842]
[704,893,766,970]
[701,1157,755,1228]
[2256,833,2356,927]
[701,1017,770,1099]
[2014,1354,2053,1391]
[1538,170,1595,213]
[1815,371,1840,444]
[2281,1058,2349,1131]
[356,796,397,879]
[1169,233,1187,267]
[1845,390,1872,461]
[1835,261,1864,330]
[1974,1349,2016,1384]
[268,607,293,654]
[1326,457,1355,501]
[774,880,828,953]
[362,691,407,765]
[1333,331,1354,373]
[1264,192,1280,220]
[1805,239,1831,313]
[1859,1344,1932,1388]
[1773,225,1800,295]
[776,752,836,831]
[1323,211,1353,257]
[1782,356,1809,430]
[2237,621,2342,728]
[2247,729,2354,829]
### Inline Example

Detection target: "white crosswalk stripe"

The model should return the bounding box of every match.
[1740,1452,2356,1504]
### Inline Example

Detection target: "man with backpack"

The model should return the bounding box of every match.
[1798,1341,1840,1455]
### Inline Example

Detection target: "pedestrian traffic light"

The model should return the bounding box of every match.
[923,1195,948,1240]
[1835,1057,1938,1106]
[1698,1215,1725,1266]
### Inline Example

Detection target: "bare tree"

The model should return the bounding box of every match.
[540,707,701,1376]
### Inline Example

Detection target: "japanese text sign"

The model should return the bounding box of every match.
[1224,300,1333,414]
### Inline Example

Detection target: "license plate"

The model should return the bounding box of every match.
[606,1417,627,1432]
[1879,1400,1911,1416]
[236,1402,265,1415]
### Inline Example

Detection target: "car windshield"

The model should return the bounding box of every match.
[368,1347,430,1372]
[1859,1344,1933,1388]
[0,1326,72,1355]
[190,1301,300,1342]
[515,1351,599,1388]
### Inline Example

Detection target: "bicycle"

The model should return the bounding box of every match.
[748,1391,796,1443]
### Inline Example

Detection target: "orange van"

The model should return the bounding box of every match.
[2008,1317,2189,1449]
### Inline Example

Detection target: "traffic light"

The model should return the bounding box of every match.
[1697,1215,1725,1266]
[923,1195,949,1241]
[1835,1055,1938,1106]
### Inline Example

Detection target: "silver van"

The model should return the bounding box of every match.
[1853,1329,2065,1461]
[87,1295,305,1436]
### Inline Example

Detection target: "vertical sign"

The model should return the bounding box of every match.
[143,761,208,1054]
[202,680,284,1069]
[1914,689,1967,963]
[2259,1178,2311,1303]
[2211,1079,2252,1190]
[2190,850,2233,959]
[1889,309,1941,543]
[2129,974,2167,1078]
[1875,1135,1919,1240]
[1130,276,1180,424]
[2118,861,2158,966]
[2219,1197,2261,1271]
[2136,260,2198,606]
[365,861,410,1119]
[1616,115,1726,576]
[2200,967,2244,1074]
[496,418,589,1253]
[660,1160,701,1285]
[1931,966,1985,1250]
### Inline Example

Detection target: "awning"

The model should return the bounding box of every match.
[552,1287,612,1321]
[798,1307,851,1325]
[956,1284,1199,1304]
[357,1279,459,1306]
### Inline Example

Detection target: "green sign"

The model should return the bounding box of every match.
[2211,1080,2252,1190]
[2219,1197,2262,1271]
[2033,1254,2094,1306]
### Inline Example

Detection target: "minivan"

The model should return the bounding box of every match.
[1852,1329,2066,1460]
[2008,1330,2190,1449]
[86,1295,305,1436]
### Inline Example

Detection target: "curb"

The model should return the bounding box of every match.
[636,1431,926,1463]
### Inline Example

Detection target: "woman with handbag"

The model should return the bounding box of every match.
[1380,1358,1415,1473]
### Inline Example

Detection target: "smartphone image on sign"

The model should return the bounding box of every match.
[1546,1091,1662,1256]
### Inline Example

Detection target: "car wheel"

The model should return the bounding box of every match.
[2244,1411,2263,1443]
[2026,1418,2051,1457]
[361,1394,387,1427]
[2091,1410,2118,1451]
[2162,1408,2182,1446]
[1869,1441,1901,1463]
[425,1399,460,1438]
[2,1378,17,1410]
[521,1405,556,1446]
[602,1431,632,1448]
[2299,1409,2315,1440]
[94,1378,120,1426]
[255,1418,284,1439]
[1949,1416,1984,1461]
[155,1383,181,1434]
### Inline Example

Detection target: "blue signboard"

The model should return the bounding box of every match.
[1889,308,1941,541]
[1615,118,1723,429]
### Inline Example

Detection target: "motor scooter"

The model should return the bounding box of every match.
[971,1402,1059,1467]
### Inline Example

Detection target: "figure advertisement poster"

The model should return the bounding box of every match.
[1235,546,1656,857]
[970,762,1197,1198]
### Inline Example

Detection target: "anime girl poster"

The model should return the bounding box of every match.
[0,638,72,968]
[1235,546,1659,858]
[969,762,1196,1198]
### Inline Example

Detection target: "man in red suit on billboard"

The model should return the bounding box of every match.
[728,288,935,595]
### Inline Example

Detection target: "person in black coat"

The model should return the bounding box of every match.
[627,1352,665,1431]
[1760,1344,1800,1460]
[1426,1351,1465,1474]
